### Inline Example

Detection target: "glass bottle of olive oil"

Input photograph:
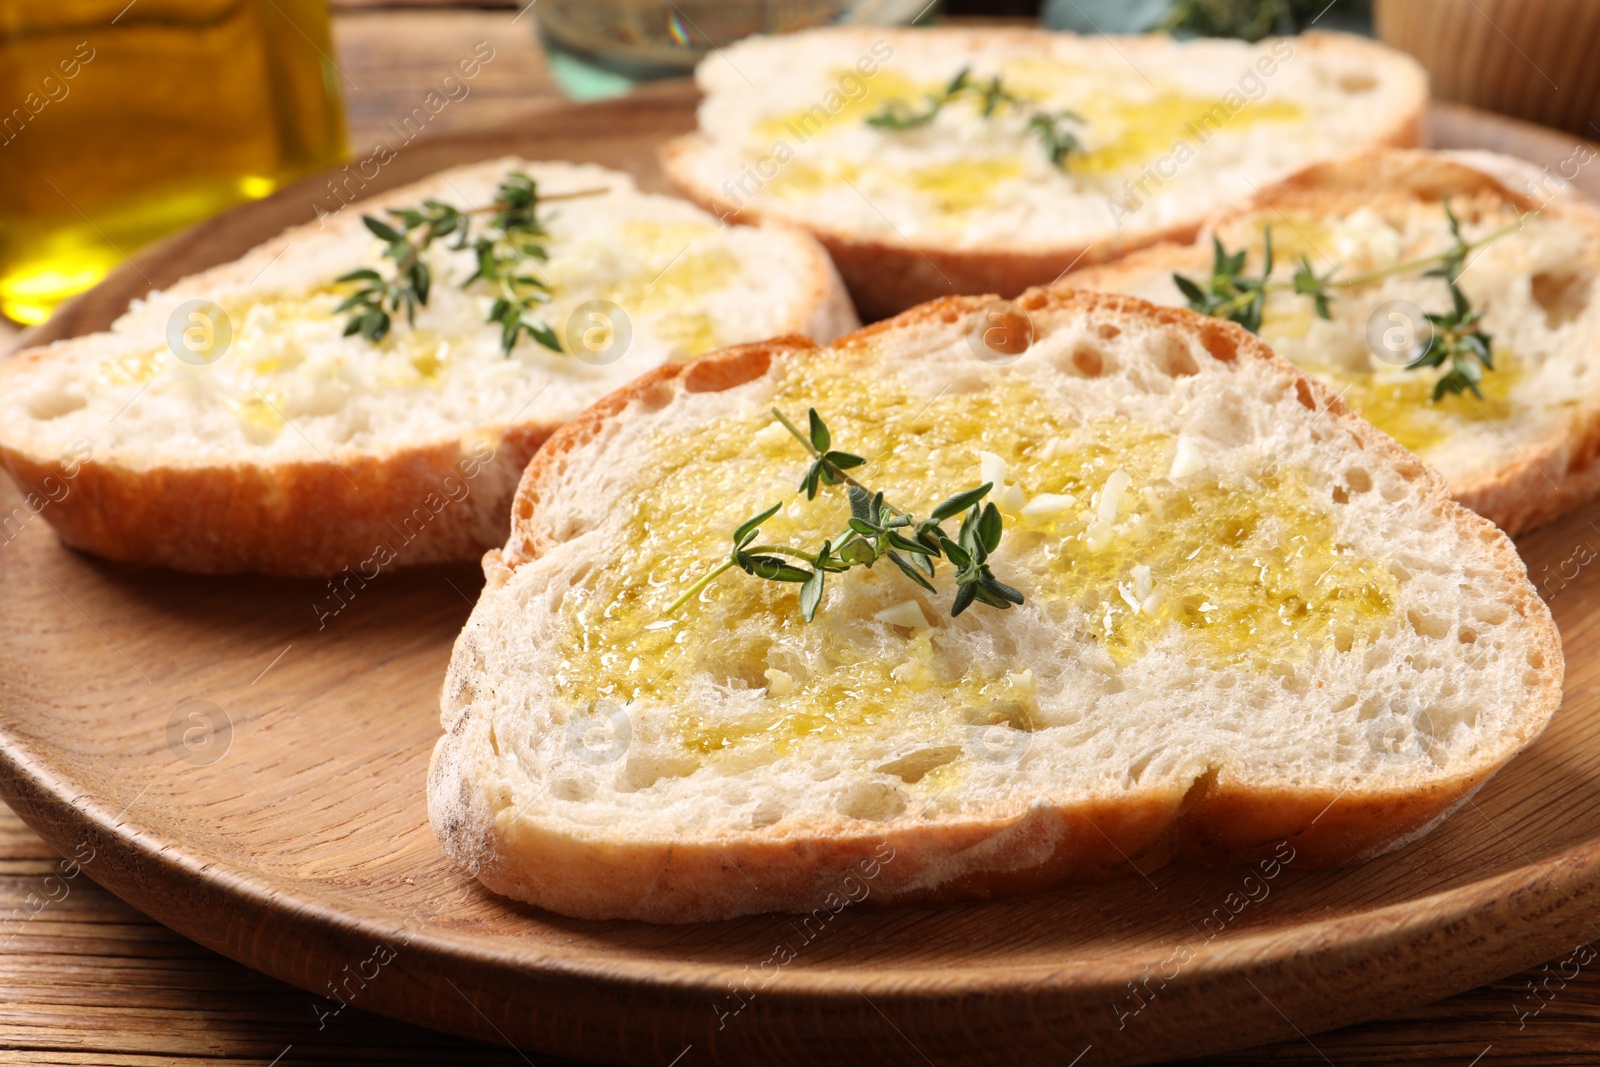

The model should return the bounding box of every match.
[0,0,347,324]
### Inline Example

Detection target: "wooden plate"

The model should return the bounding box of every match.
[4,94,1600,1067]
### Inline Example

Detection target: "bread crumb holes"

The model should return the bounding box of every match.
[1064,343,1107,377]
[842,781,907,821]
[1531,269,1592,328]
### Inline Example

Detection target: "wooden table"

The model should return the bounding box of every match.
[7,9,1600,1066]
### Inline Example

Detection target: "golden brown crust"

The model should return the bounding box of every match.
[1066,147,1600,537]
[662,32,1428,320]
[494,334,819,572]
[0,318,557,576]
[1236,148,1550,217]
[1456,421,1600,537]
[459,286,1563,922]
[0,426,548,577]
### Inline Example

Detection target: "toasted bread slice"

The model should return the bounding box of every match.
[0,158,857,575]
[1066,148,1600,536]
[663,27,1425,319]
[1439,148,1589,210]
[428,287,1561,923]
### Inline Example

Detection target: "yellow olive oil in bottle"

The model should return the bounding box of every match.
[0,0,347,324]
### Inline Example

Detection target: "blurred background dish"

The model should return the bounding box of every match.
[533,0,937,100]
[1041,0,1371,37]
[0,0,347,325]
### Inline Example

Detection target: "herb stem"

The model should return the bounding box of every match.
[1210,288,1262,318]
[744,544,817,561]
[769,407,908,516]
[389,221,436,287]
[471,187,608,212]
[382,188,608,274]
[866,68,1084,170]
[664,557,737,615]
[662,542,829,615]
[1260,216,1527,296]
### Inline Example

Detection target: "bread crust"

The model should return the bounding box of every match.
[1066,148,1600,537]
[0,159,857,576]
[663,31,1428,320]
[435,287,1563,923]
[0,412,544,577]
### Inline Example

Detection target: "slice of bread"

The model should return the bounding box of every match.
[0,158,857,575]
[428,287,1561,923]
[663,27,1426,319]
[1066,148,1600,536]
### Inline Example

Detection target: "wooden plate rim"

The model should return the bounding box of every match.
[7,712,1600,999]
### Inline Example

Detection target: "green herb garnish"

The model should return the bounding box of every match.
[866,67,1085,170]
[1174,201,1523,400]
[665,408,1024,620]
[1400,200,1495,399]
[335,172,602,355]
[1173,226,1276,335]
[1162,0,1307,42]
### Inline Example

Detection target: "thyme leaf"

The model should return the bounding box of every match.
[1174,202,1521,402]
[866,67,1086,170]
[336,172,603,356]
[664,408,1023,621]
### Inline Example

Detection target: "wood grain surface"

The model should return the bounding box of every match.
[1375,0,1600,140]
[9,12,1600,1067]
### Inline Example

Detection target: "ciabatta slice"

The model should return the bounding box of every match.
[663,27,1425,318]
[429,287,1561,923]
[1066,148,1600,535]
[0,158,856,575]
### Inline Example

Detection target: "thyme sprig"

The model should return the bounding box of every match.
[335,172,603,355]
[866,67,1086,170]
[1408,201,1496,399]
[1173,203,1525,400]
[1173,227,1276,334]
[664,408,1024,621]
[1409,280,1494,400]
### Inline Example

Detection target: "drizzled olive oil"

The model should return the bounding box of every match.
[756,68,921,143]
[0,0,346,324]
[1022,426,1395,662]
[551,350,1398,763]
[1307,356,1523,455]
[604,224,740,357]
[908,158,1025,214]
[1069,93,1303,176]
[768,159,862,202]
[751,62,1303,214]
[94,348,158,385]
